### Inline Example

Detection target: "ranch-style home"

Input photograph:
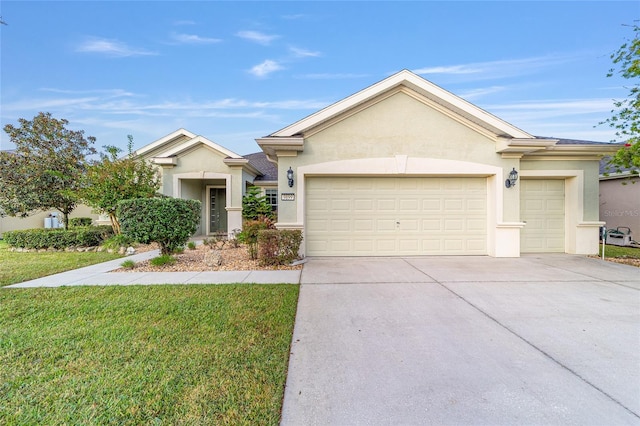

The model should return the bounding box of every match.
[137,69,618,258]
[1,70,620,256]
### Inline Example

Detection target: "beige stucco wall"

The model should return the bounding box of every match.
[0,204,101,237]
[272,89,604,256]
[279,91,519,227]
[151,145,257,236]
[599,176,640,235]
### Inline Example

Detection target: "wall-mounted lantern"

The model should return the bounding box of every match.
[505,168,518,188]
[287,167,294,188]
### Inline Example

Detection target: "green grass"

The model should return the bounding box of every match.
[0,240,122,287]
[600,243,640,259]
[0,284,299,425]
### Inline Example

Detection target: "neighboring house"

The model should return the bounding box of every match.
[134,129,277,237]
[0,206,100,237]
[256,70,618,257]
[599,158,640,236]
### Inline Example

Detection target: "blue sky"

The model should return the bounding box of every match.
[1,1,638,155]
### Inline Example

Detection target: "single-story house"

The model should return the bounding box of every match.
[599,158,640,236]
[3,70,621,257]
[254,70,619,257]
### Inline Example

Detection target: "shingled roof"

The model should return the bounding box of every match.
[244,152,278,182]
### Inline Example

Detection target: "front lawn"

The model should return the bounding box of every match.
[0,284,298,425]
[0,240,121,287]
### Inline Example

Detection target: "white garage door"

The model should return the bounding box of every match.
[520,179,565,253]
[305,177,487,256]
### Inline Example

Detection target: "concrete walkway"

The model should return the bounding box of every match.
[5,248,301,287]
[281,254,640,425]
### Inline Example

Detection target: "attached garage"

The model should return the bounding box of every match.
[520,179,565,253]
[305,176,487,256]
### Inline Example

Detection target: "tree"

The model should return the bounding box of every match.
[602,23,640,176]
[241,186,274,220]
[1,112,96,228]
[75,135,161,234]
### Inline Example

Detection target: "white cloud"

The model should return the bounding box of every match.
[413,54,581,81]
[457,86,506,100]
[289,46,321,58]
[236,30,279,46]
[249,60,284,77]
[171,32,222,44]
[76,37,157,57]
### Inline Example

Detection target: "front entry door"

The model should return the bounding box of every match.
[208,187,227,234]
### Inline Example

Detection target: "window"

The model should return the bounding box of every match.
[265,189,278,212]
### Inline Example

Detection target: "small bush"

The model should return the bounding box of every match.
[120,259,136,269]
[150,254,176,267]
[257,229,303,266]
[101,234,135,251]
[237,217,274,260]
[69,217,93,227]
[187,241,197,250]
[4,226,114,249]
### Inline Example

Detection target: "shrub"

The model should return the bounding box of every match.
[117,198,201,256]
[242,186,274,220]
[3,226,114,249]
[257,229,303,266]
[120,259,136,269]
[150,254,176,267]
[237,217,274,260]
[69,217,93,227]
[187,241,196,250]
[101,234,135,251]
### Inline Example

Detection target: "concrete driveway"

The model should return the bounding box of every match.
[281,255,640,425]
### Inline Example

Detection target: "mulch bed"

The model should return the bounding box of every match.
[114,243,302,272]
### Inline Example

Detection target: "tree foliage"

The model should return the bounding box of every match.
[75,135,161,234]
[1,112,96,228]
[241,186,274,220]
[117,198,201,255]
[602,23,640,175]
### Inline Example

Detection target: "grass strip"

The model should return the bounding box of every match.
[0,241,121,287]
[0,284,299,425]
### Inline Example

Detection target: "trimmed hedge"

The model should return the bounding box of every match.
[69,217,93,227]
[257,229,303,266]
[3,226,114,249]
[118,197,201,255]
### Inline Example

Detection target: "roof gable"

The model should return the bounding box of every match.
[269,69,533,140]
[135,129,243,160]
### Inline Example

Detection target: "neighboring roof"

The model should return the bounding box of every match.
[244,152,278,181]
[135,128,243,160]
[266,69,534,140]
[599,155,639,179]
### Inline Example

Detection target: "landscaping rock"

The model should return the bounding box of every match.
[204,250,223,267]
[126,246,136,255]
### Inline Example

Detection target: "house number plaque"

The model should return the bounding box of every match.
[281,193,295,201]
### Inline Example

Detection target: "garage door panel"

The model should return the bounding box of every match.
[521,179,565,253]
[306,177,487,256]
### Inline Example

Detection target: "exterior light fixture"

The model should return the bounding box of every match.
[505,168,518,188]
[287,167,294,187]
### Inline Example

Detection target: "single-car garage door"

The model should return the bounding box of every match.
[305,177,487,256]
[520,179,565,252]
